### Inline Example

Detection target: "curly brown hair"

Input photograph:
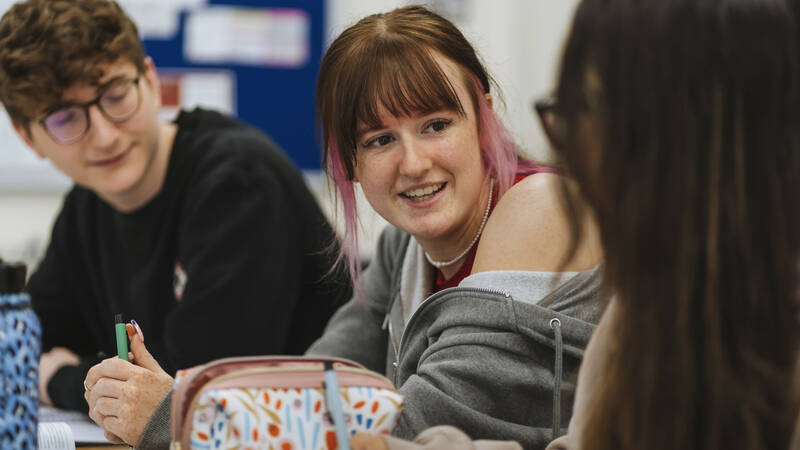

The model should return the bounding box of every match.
[0,0,145,129]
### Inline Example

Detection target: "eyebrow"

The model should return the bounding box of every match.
[97,74,132,89]
[355,106,458,137]
[43,74,135,114]
[356,123,387,137]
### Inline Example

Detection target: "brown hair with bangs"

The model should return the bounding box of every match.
[0,0,145,129]
[316,5,541,288]
[355,43,467,149]
[317,4,491,181]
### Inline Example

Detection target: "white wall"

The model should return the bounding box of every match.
[0,0,580,268]
[0,194,64,268]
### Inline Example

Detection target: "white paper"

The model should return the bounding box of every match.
[157,70,237,121]
[38,406,110,444]
[185,7,310,67]
[37,422,75,450]
[119,1,182,40]
[119,0,211,39]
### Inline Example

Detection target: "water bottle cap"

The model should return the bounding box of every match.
[0,261,27,294]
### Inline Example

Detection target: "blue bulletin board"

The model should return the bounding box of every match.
[142,0,325,170]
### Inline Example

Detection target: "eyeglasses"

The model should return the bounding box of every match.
[534,96,566,151]
[38,75,143,144]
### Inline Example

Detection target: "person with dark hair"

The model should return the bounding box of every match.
[0,0,349,415]
[84,5,603,449]
[546,1,800,448]
[350,0,800,449]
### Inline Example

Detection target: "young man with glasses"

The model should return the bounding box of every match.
[0,0,350,412]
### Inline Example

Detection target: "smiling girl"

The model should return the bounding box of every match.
[306,5,603,448]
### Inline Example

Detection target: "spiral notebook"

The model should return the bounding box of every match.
[38,406,112,448]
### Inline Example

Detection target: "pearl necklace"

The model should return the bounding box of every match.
[424,180,494,268]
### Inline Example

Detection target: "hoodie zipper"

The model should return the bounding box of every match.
[390,286,510,384]
[382,284,400,377]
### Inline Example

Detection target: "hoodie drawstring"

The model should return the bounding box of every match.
[550,317,563,440]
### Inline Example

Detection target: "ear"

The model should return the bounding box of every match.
[12,122,45,158]
[484,93,493,109]
[142,56,162,108]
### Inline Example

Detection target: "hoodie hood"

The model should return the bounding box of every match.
[393,266,604,449]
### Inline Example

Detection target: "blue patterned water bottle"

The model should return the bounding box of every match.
[0,260,41,449]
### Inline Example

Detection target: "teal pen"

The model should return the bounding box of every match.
[115,313,128,361]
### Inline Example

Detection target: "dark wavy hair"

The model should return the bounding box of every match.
[0,0,145,129]
[553,0,800,449]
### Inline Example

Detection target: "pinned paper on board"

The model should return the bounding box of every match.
[157,70,237,120]
[184,7,310,67]
[118,0,183,40]
[108,0,210,40]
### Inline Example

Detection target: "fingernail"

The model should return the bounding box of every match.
[125,323,135,339]
[131,320,144,342]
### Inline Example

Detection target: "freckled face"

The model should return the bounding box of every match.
[353,54,488,247]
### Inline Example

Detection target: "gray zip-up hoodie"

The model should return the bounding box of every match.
[307,226,604,449]
[136,226,603,450]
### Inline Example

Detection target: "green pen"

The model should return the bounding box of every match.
[115,313,129,361]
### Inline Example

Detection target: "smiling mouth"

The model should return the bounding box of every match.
[91,146,131,167]
[401,182,446,201]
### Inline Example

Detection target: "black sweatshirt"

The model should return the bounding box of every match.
[27,109,350,411]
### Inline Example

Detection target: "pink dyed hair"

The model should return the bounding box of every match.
[326,78,546,291]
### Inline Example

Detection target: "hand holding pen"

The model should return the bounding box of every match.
[83,318,175,446]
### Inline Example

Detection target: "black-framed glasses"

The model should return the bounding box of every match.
[38,75,143,144]
[534,96,566,151]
